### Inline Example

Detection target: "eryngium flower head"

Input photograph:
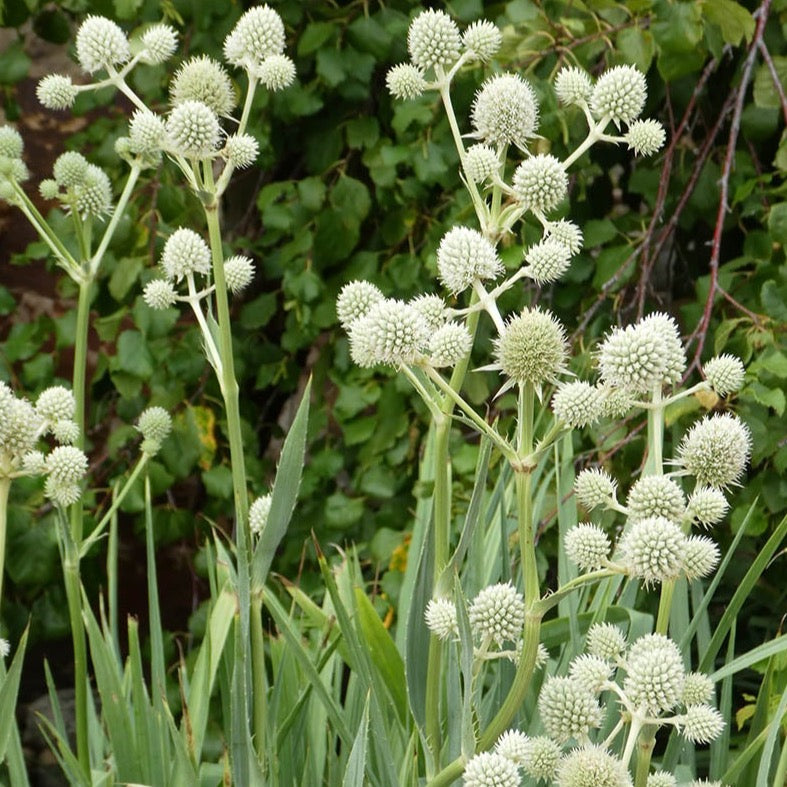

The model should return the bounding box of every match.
[129,110,167,156]
[555,66,593,106]
[22,450,46,475]
[462,20,502,62]
[436,226,502,294]
[349,299,427,366]
[463,751,520,787]
[678,704,725,744]
[565,523,611,571]
[53,151,89,188]
[36,74,78,110]
[471,73,539,151]
[140,24,178,64]
[591,65,647,125]
[36,386,75,423]
[623,633,685,714]
[45,477,82,508]
[0,126,23,158]
[250,493,272,536]
[569,653,613,694]
[539,677,602,743]
[0,383,15,444]
[75,165,113,218]
[337,280,384,328]
[552,381,604,428]
[518,736,561,781]
[546,219,584,255]
[75,16,130,74]
[619,516,687,585]
[682,672,715,706]
[409,294,447,330]
[512,154,567,213]
[626,476,686,523]
[386,63,426,100]
[166,101,221,158]
[575,468,617,510]
[224,5,285,68]
[143,279,178,310]
[465,144,499,183]
[703,354,745,396]
[468,582,525,645]
[625,119,666,156]
[137,406,172,453]
[255,54,296,91]
[45,445,88,484]
[424,597,458,640]
[524,237,572,284]
[587,622,627,662]
[407,9,461,71]
[556,745,632,787]
[171,56,236,116]
[686,487,729,528]
[494,730,530,765]
[428,322,472,368]
[494,307,567,387]
[682,535,720,580]
[647,772,677,787]
[598,385,636,419]
[223,133,259,168]
[2,398,41,457]
[640,313,686,384]
[161,228,211,281]
[677,414,751,489]
[224,255,254,293]
[52,420,79,445]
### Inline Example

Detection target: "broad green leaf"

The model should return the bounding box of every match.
[702,0,755,44]
[767,203,787,245]
[754,56,787,108]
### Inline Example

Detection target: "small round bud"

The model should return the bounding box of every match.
[140,24,178,65]
[337,280,384,328]
[686,487,729,528]
[249,493,272,536]
[471,73,539,151]
[36,74,78,110]
[565,523,611,571]
[619,516,687,585]
[45,478,82,508]
[677,414,751,489]
[623,633,685,714]
[569,653,613,694]
[0,126,23,158]
[224,255,254,293]
[464,144,499,183]
[524,237,572,284]
[538,676,602,743]
[45,445,88,484]
[143,279,178,310]
[223,133,259,168]
[463,751,519,787]
[468,582,525,646]
[255,54,296,91]
[436,226,502,295]
[546,219,584,255]
[462,20,502,63]
[75,16,131,74]
[625,119,666,156]
[682,535,720,580]
[552,381,604,428]
[166,100,221,158]
[428,322,472,368]
[703,354,745,396]
[556,745,631,787]
[407,9,461,71]
[494,730,529,765]
[518,736,561,781]
[424,597,458,640]
[626,475,685,524]
[36,386,75,423]
[52,419,79,445]
[647,772,677,787]
[53,151,89,188]
[386,63,426,100]
[39,179,60,200]
[75,164,113,218]
[682,672,715,706]
[591,64,647,124]
[678,705,725,744]
[512,154,567,213]
[161,228,212,281]
[348,299,428,366]
[554,66,593,106]
[224,5,286,69]
[137,406,172,453]
[409,294,447,330]
[129,109,167,156]
[575,468,617,510]
[587,622,627,662]
[21,450,46,475]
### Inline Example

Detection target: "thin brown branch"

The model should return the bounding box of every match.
[757,38,787,125]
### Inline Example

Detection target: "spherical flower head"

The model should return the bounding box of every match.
[3,398,42,458]
[569,653,613,694]
[598,385,636,419]
[626,475,685,524]
[45,477,82,508]
[463,751,519,787]
[350,299,428,366]
[565,523,611,571]
[512,154,567,213]
[555,66,593,106]
[143,279,178,310]
[129,109,167,157]
[465,144,499,183]
[471,74,539,151]
[552,381,604,428]
[0,156,29,184]
[137,406,172,454]
[409,294,447,331]
[0,126,23,158]
[21,450,46,475]
[250,493,272,536]
[677,413,751,489]
[468,582,525,646]
[494,730,529,765]
[625,119,666,156]
[597,321,667,393]
[223,255,255,294]
[494,307,567,388]
[52,419,79,445]
[546,219,584,255]
[224,5,285,69]
[591,64,647,125]
[703,354,745,396]
[348,315,378,368]
[575,468,618,511]
[640,313,686,384]
[619,516,687,585]
[75,164,113,218]
[166,100,221,158]
[0,181,16,203]
[39,179,60,200]
[45,445,88,485]
[429,322,472,368]
[337,280,384,329]
[623,633,685,714]
[53,151,89,188]
[386,63,426,100]
[436,226,502,295]
[519,736,561,781]
[424,597,458,640]
[36,74,78,111]
[557,745,632,787]
[0,639,10,660]
[586,622,627,662]
[140,24,178,65]
[161,228,212,281]
[686,487,729,528]
[681,672,715,706]
[254,54,296,91]
[462,20,502,62]
[539,676,602,743]
[75,16,130,74]
[407,9,461,71]
[646,771,677,787]
[223,133,259,169]
[36,386,75,423]
[171,56,236,116]
[682,535,720,580]
[0,383,14,445]
[678,704,725,744]
[525,237,572,284]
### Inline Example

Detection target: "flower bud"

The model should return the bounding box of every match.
[546,218,584,255]
[686,486,729,528]
[45,445,88,484]
[171,56,236,116]
[471,73,538,151]
[75,16,130,74]
[463,752,519,787]
[494,729,530,765]
[552,380,604,427]
[626,475,685,523]
[39,179,60,200]
[53,151,89,188]
[517,736,561,781]
[428,322,472,368]
[569,653,613,693]
[464,143,499,183]
[75,164,113,218]
[538,676,602,742]
[223,133,259,169]
[21,450,46,475]
[3,398,42,458]
[586,622,626,662]
[52,420,79,445]
[556,745,631,787]
[619,515,687,585]
[0,126,23,159]
[137,406,172,454]
[143,279,178,310]
[623,633,685,714]
[36,74,78,110]
[348,299,428,366]
[524,237,572,284]
[512,154,567,213]
[407,9,461,71]
[647,771,677,787]
[409,294,447,330]
[681,672,715,706]
[45,478,82,507]
[129,109,167,157]
[682,535,720,580]
[224,5,286,69]
[36,386,75,423]
[678,704,725,744]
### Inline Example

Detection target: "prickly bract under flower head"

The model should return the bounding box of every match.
[224,5,285,69]
[161,228,212,281]
[143,279,178,310]
[140,24,178,65]
[538,676,602,743]
[254,54,296,91]
[703,354,745,396]
[552,381,604,428]
[386,63,426,100]
[465,144,499,183]
[471,73,539,151]
[250,493,272,536]
[512,154,567,213]
[407,9,461,71]
[463,751,520,787]
[348,299,427,367]
[556,745,632,787]
[75,16,130,73]
[468,582,525,645]
[524,237,572,284]
[574,467,617,511]
[337,280,384,328]
[619,515,687,585]
[623,633,685,715]
[555,66,593,106]
[564,523,611,571]
[428,322,472,368]
[37,75,78,111]
[677,413,751,489]
[626,475,686,524]
[625,119,666,157]
[591,64,647,125]
[424,597,458,640]
[586,622,627,662]
[171,56,236,116]
[436,226,502,294]
[166,100,221,158]
[462,20,502,62]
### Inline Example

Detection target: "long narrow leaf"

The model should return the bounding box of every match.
[343,694,370,787]
[710,634,787,682]
[0,627,28,761]
[145,473,166,710]
[756,664,787,787]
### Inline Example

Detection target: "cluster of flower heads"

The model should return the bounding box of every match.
[0,126,32,205]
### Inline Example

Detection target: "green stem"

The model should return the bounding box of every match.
[531,568,619,617]
[251,594,267,761]
[517,384,538,603]
[633,724,656,786]
[0,478,10,606]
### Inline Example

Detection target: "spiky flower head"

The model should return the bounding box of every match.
[678,704,725,744]
[2,398,41,458]
[591,65,647,125]
[0,156,28,185]
[407,9,461,71]
[556,745,632,787]
[512,154,567,213]
[494,730,530,765]
[39,179,59,200]
[518,736,561,781]
[565,523,611,571]
[569,653,613,694]
[555,66,593,106]
[623,633,685,714]
[45,445,88,485]
[76,16,130,73]
[552,381,604,428]
[349,299,427,366]
[171,56,236,116]
[626,476,686,524]
[45,477,82,508]
[143,279,178,310]
[0,126,23,159]
[685,486,729,528]
[619,515,687,585]
[140,23,178,64]
[223,133,259,168]
[428,323,472,368]
[137,406,172,454]
[463,751,520,787]
[53,151,89,188]
[641,313,686,384]
[462,20,502,62]
[409,294,447,330]
[22,450,46,475]
[424,598,458,641]
[599,386,636,419]
[224,5,285,69]
[681,672,715,706]
[161,228,211,281]
[539,676,602,743]
[677,414,751,489]
[546,219,583,255]
[587,622,627,662]
[224,256,254,293]
[0,384,14,445]
[647,772,677,787]
[337,280,384,328]
[682,535,720,580]
[689,781,723,787]
[625,119,666,156]
[524,237,572,284]
[471,74,539,151]
[255,54,296,91]
[436,226,502,295]
[703,354,745,396]
[52,420,79,445]
[575,468,617,511]
[36,74,78,110]
[386,63,426,100]
[465,144,499,183]
[75,164,113,218]
[36,386,75,423]
[129,109,167,156]
[250,493,272,536]
[468,582,525,646]
[166,100,221,158]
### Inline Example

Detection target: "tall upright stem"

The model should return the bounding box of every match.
[0,478,10,606]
